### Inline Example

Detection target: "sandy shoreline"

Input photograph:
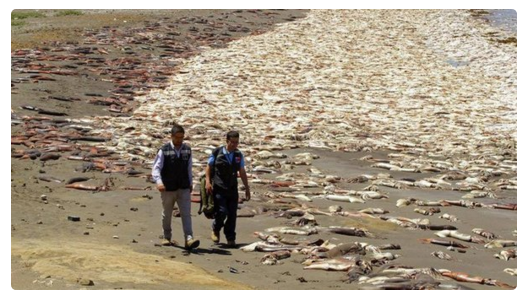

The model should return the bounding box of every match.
[11,10,516,290]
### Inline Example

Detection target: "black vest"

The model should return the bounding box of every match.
[160,142,191,191]
[212,146,242,193]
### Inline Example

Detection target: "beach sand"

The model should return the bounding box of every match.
[11,9,516,290]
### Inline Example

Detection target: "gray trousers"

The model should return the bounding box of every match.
[161,189,193,241]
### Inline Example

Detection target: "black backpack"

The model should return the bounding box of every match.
[198,148,220,219]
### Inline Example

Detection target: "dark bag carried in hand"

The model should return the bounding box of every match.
[198,148,220,219]
[198,174,215,219]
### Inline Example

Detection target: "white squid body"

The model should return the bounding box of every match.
[265,226,318,236]
[504,268,517,276]
[484,240,517,249]
[434,230,472,242]
[240,241,264,252]
[325,195,365,203]
[303,258,357,271]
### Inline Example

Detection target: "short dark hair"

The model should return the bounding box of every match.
[171,124,185,135]
[226,130,239,140]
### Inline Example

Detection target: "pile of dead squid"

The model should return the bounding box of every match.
[11,10,308,191]
[95,9,516,199]
[11,10,293,116]
[238,200,515,289]
[106,12,514,289]
[229,158,516,289]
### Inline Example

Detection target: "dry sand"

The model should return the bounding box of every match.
[10,9,517,290]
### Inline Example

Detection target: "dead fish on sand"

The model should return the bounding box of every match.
[65,177,90,185]
[439,213,459,222]
[490,203,517,211]
[420,238,469,249]
[414,208,441,216]
[40,153,61,161]
[461,190,496,199]
[254,150,287,160]
[253,231,281,244]
[419,224,457,231]
[415,200,447,207]
[358,267,446,289]
[243,241,306,253]
[503,268,516,276]
[65,178,113,192]
[120,186,153,191]
[484,239,517,249]
[359,208,389,215]
[377,243,401,250]
[439,270,515,289]
[289,213,317,227]
[325,195,365,203]
[371,163,419,172]
[471,228,496,239]
[261,250,291,265]
[322,226,373,238]
[346,190,388,200]
[65,183,100,191]
[434,230,485,244]
[265,226,318,236]
[431,251,454,261]
[372,179,409,189]
[494,249,516,261]
[380,216,430,230]
[303,256,366,271]
[396,198,417,207]
[278,193,312,202]
[326,243,366,258]
[441,199,481,209]
[37,175,63,183]
[373,266,446,280]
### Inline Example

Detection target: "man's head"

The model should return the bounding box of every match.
[226,130,240,151]
[171,124,185,147]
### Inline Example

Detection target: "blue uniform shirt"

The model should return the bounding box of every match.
[208,147,245,168]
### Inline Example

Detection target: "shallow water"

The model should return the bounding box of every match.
[487,9,517,33]
[445,10,516,69]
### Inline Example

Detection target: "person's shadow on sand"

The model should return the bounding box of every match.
[176,243,248,255]
[176,246,232,256]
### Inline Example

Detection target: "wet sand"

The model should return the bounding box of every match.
[10,147,517,290]
[10,10,517,290]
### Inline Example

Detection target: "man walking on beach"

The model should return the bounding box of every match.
[205,131,251,248]
[152,124,200,250]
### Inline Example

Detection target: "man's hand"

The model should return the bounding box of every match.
[157,184,166,192]
[206,181,213,195]
[244,186,251,201]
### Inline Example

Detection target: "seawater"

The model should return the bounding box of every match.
[486,9,517,33]
[446,10,516,68]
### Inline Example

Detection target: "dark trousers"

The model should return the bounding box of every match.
[212,190,238,242]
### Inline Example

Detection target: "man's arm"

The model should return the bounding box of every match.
[188,153,193,193]
[205,149,217,194]
[239,167,250,201]
[152,150,165,192]
[205,164,213,194]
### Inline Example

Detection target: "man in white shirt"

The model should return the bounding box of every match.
[152,124,199,250]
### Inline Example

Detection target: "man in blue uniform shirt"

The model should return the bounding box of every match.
[205,131,251,248]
